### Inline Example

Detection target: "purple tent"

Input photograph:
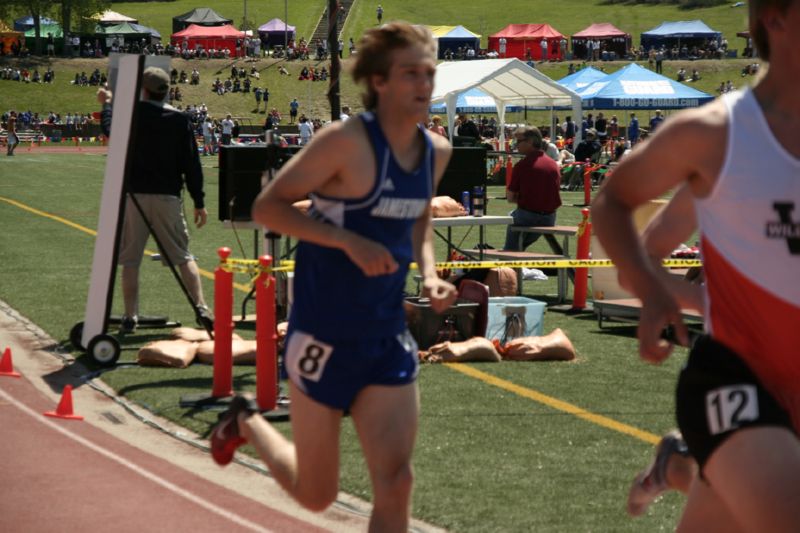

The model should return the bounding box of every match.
[258,18,295,47]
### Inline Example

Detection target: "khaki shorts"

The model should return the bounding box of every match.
[118,194,192,268]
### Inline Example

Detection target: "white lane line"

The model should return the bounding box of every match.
[0,387,275,533]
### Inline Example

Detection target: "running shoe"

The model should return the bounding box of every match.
[210,395,260,466]
[626,431,687,517]
[119,315,137,334]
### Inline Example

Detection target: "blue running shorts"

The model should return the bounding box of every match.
[284,328,419,411]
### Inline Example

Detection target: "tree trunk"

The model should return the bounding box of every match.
[62,2,72,57]
[326,0,341,122]
[32,12,42,55]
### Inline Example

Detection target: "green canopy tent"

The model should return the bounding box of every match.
[24,23,64,54]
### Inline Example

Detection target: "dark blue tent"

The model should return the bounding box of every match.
[578,63,713,109]
[641,20,721,50]
[14,16,58,32]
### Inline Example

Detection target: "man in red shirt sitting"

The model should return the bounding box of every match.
[503,126,562,251]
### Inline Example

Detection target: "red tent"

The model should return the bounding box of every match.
[571,22,631,60]
[488,24,565,61]
[171,23,244,56]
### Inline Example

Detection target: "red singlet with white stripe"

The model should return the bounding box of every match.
[696,87,800,429]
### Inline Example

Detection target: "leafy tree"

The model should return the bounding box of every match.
[60,0,110,56]
[16,0,56,55]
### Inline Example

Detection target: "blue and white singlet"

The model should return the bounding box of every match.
[289,112,435,340]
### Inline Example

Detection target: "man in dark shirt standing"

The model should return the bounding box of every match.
[456,113,480,141]
[503,126,562,251]
[649,109,665,133]
[97,67,210,333]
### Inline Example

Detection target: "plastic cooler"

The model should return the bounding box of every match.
[404,297,479,350]
[486,296,546,343]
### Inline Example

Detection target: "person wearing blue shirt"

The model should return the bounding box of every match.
[649,109,665,133]
[212,23,456,531]
[628,112,640,145]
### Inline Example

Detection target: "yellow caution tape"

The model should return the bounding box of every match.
[413,258,702,270]
[219,257,702,274]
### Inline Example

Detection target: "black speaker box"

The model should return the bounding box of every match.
[436,146,488,202]
[218,145,300,221]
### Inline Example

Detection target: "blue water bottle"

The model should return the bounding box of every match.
[461,191,471,215]
[471,186,485,217]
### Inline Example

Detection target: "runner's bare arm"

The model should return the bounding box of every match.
[618,184,704,312]
[592,104,725,361]
[413,133,456,313]
[252,120,398,277]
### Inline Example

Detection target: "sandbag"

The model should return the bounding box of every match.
[196,339,258,365]
[421,337,501,364]
[431,196,467,218]
[485,267,518,296]
[137,339,198,368]
[170,327,241,343]
[501,328,576,362]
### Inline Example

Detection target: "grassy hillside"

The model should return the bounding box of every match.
[0,55,757,126]
[1,0,757,122]
[343,0,751,50]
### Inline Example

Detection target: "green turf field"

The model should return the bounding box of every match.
[0,152,691,531]
[0,0,739,528]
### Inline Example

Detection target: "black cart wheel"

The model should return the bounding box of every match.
[69,322,85,350]
[87,334,121,367]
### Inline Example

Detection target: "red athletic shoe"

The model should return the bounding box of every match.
[210,395,259,466]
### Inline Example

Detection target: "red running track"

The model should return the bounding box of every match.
[0,375,325,533]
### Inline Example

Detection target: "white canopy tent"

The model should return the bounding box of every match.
[431,58,583,147]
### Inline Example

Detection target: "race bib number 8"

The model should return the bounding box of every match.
[286,332,333,383]
[705,385,759,435]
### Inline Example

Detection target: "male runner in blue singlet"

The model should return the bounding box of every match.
[211,22,456,532]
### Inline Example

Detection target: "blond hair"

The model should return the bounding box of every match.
[350,22,437,110]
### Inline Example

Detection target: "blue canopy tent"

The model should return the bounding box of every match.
[641,20,721,51]
[429,25,481,59]
[557,66,608,93]
[578,63,713,109]
[429,87,524,114]
[14,16,58,32]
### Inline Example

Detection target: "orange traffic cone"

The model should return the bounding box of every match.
[0,347,21,378]
[44,385,84,420]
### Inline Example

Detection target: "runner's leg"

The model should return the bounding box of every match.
[676,475,744,533]
[702,426,800,532]
[239,382,343,511]
[350,383,419,533]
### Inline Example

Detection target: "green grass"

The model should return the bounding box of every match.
[1,1,735,529]
[0,152,690,531]
[1,0,759,123]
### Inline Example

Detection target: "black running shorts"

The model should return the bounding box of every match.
[675,334,794,473]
